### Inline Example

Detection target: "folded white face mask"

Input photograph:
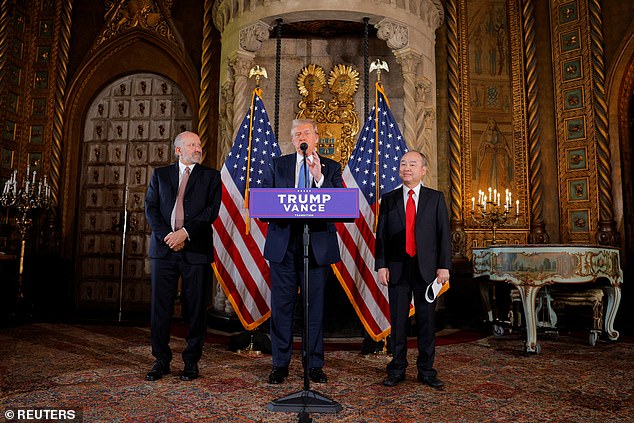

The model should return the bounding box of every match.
[425,278,450,303]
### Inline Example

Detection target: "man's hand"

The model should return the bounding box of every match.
[378,268,390,286]
[436,268,450,284]
[164,229,188,251]
[307,151,323,183]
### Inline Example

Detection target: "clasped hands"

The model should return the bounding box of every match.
[164,228,187,251]
[378,267,450,287]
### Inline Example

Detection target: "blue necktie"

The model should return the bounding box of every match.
[297,159,307,188]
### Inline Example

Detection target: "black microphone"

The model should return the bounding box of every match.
[299,143,309,188]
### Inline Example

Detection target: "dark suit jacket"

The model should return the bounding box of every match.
[145,162,221,264]
[263,153,343,265]
[374,185,451,283]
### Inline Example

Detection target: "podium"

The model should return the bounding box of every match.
[249,188,358,423]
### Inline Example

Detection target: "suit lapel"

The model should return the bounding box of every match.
[416,187,431,224]
[395,187,406,226]
[281,154,297,188]
[169,163,179,200]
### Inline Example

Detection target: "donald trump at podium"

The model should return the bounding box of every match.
[263,119,343,385]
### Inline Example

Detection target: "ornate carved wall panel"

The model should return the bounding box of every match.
[549,0,617,244]
[449,0,531,253]
[76,73,192,310]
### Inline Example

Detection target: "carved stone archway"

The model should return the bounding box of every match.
[212,0,444,187]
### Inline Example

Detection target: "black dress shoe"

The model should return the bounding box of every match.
[268,366,288,384]
[180,362,199,381]
[308,368,327,383]
[418,374,444,388]
[146,361,171,381]
[382,374,405,387]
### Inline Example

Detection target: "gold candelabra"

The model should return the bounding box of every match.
[470,187,519,245]
[1,166,51,302]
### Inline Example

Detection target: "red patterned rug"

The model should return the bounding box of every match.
[1,323,632,422]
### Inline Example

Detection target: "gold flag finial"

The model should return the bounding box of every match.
[369,59,389,82]
[249,65,268,87]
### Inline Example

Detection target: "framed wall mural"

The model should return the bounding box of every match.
[451,0,531,251]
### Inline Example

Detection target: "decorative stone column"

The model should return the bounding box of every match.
[377,18,440,187]
[229,49,256,142]
[393,48,422,153]
[415,77,437,187]
[217,76,234,165]
[227,21,270,143]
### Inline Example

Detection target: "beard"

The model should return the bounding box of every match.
[182,152,201,164]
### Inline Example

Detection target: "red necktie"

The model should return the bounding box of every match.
[406,189,416,257]
[174,167,190,230]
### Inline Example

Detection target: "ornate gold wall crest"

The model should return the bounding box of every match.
[296,64,328,121]
[296,64,360,168]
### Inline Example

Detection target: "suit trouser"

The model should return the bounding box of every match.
[269,232,328,369]
[387,255,437,378]
[150,252,210,365]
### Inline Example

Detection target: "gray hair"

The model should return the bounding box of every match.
[290,119,318,138]
[173,131,196,155]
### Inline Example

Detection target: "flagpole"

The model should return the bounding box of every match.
[369,59,389,231]
[374,82,380,232]
[243,88,258,234]
[244,65,268,235]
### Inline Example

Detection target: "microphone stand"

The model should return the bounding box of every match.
[301,146,310,391]
[268,146,341,423]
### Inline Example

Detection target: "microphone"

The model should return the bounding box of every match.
[299,142,308,155]
[299,143,309,188]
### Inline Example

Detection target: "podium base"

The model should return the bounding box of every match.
[267,389,342,420]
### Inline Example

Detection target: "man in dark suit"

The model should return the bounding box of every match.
[263,119,343,384]
[375,151,451,388]
[144,131,221,381]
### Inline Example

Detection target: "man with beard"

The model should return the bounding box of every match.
[145,131,221,381]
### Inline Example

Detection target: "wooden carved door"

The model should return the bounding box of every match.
[76,73,193,315]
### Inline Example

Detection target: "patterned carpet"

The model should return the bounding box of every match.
[0,323,632,422]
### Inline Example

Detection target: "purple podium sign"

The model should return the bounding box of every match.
[248,188,359,219]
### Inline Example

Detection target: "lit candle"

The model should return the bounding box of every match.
[483,195,487,211]
[497,192,500,206]
[471,197,475,211]
[32,170,37,184]
[516,199,519,215]
[488,187,492,200]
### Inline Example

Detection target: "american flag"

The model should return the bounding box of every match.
[212,88,280,330]
[332,83,409,341]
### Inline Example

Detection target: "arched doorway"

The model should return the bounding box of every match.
[74,73,193,316]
